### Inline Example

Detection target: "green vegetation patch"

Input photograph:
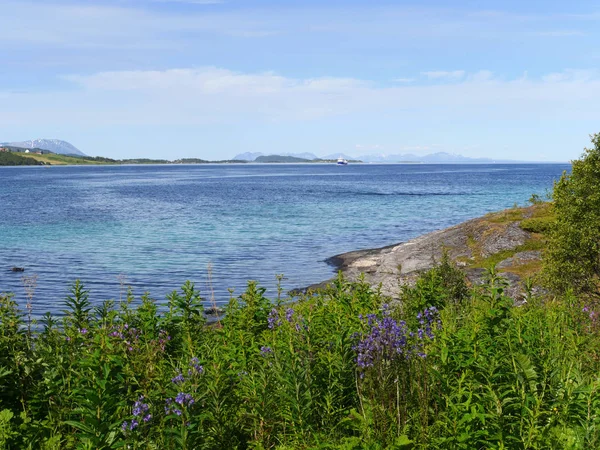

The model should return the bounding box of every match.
[484,207,524,223]
[0,152,42,166]
[2,260,600,449]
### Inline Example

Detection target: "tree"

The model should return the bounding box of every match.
[544,133,600,297]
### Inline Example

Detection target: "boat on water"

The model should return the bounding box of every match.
[337,157,349,165]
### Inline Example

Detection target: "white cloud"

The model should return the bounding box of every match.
[0,1,276,48]
[2,67,599,129]
[421,70,465,80]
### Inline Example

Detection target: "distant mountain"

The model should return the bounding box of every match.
[3,139,86,156]
[323,153,356,161]
[255,155,311,163]
[233,152,264,161]
[236,150,526,164]
[234,151,319,161]
[287,152,319,160]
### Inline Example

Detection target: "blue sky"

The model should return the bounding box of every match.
[1,0,599,161]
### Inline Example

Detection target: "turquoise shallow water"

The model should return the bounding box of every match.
[0,163,569,316]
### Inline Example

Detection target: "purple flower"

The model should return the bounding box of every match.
[286,308,294,323]
[354,315,409,370]
[129,419,139,431]
[267,308,281,329]
[171,372,185,384]
[132,396,149,418]
[188,358,204,376]
[260,346,273,356]
[79,328,88,335]
[175,392,194,406]
[165,395,188,416]
[143,414,152,422]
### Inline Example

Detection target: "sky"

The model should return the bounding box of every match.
[1,0,599,161]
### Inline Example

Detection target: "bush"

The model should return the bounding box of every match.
[520,216,554,234]
[544,133,600,297]
[2,267,600,449]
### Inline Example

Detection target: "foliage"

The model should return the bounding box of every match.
[0,152,42,166]
[1,260,600,448]
[520,216,554,234]
[544,133,600,298]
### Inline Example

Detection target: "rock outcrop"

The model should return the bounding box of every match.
[301,205,550,300]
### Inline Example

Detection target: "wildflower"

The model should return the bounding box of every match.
[260,346,273,356]
[79,328,88,335]
[267,308,281,329]
[143,414,152,422]
[132,396,149,418]
[286,308,294,323]
[129,419,139,431]
[188,357,204,376]
[175,392,194,407]
[354,315,409,371]
[171,372,185,384]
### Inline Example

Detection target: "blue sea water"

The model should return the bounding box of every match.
[0,163,569,317]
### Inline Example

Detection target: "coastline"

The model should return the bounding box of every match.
[296,204,550,299]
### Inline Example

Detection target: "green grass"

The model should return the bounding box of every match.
[25,153,113,165]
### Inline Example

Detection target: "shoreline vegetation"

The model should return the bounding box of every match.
[2,135,600,449]
[0,147,364,166]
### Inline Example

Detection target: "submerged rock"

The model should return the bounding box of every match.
[10,267,25,272]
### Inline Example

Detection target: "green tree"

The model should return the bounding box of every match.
[544,133,600,297]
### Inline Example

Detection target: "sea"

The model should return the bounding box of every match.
[0,163,569,318]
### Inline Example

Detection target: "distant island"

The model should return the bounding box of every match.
[0,143,362,166]
[0,138,554,166]
[234,151,540,164]
[0,148,250,166]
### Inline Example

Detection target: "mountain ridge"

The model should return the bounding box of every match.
[233,150,524,163]
[2,139,86,156]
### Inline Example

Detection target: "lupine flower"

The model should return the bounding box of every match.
[260,346,273,356]
[188,357,204,376]
[132,396,150,418]
[175,392,194,406]
[165,394,193,416]
[165,398,183,416]
[354,315,410,371]
[267,308,281,329]
[417,306,441,340]
[171,372,185,384]
[286,308,294,323]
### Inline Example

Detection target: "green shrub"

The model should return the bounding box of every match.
[520,216,555,234]
[544,132,600,297]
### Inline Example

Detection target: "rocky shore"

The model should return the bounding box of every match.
[298,204,551,300]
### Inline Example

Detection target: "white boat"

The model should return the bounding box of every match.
[337,157,348,165]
